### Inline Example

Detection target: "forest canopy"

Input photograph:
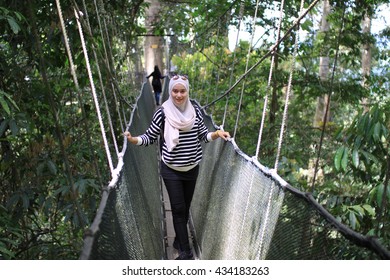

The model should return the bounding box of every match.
[0,0,389,259]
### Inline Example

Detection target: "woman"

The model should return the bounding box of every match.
[124,75,230,260]
[146,65,165,105]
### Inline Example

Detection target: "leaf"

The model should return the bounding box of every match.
[334,147,345,171]
[361,150,378,164]
[6,194,19,209]
[362,204,375,217]
[352,149,359,168]
[0,237,19,246]
[7,16,21,34]
[351,205,365,217]
[376,183,384,207]
[0,95,11,115]
[0,119,9,136]
[37,162,45,176]
[47,160,57,175]
[53,185,70,196]
[341,147,349,171]
[8,119,18,136]
[349,211,357,229]
[0,246,15,259]
[22,194,29,209]
[354,136,362,149]
[373,122,381,141]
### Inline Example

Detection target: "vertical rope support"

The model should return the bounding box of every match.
[236,166,257,256]
[212,22,223,114]
[255,0,285,159]
[74,8,114,175]
[274,0,303,172]
[256,0,284,252]
[222,0,245,127]
[79,0,120,155]
[233,0,261,138]
[92,0,125,133]
[258,0,305,257]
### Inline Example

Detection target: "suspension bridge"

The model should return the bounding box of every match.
[54,0,390,260]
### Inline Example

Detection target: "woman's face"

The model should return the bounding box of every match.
[171,83,188,107]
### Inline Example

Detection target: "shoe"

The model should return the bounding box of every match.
[175,250,193,260]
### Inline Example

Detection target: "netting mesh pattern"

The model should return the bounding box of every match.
[191,112,285,260]
[82,83,165,260]
[191,106,389,260]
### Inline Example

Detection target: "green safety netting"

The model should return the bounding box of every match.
[80,82,390,260]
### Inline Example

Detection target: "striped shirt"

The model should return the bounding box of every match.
[136,106,213,170]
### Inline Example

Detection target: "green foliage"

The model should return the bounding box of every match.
[330,104,390,247]
[0,0,146,259]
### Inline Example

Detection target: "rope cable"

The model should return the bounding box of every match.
[74,8,114,175]
[255,0,287,259]
[273,3,302,172]
[55,0,105,188]
[94,0,125,133]
[255,0,285,159]
[233,0,261,138]
[223,0,245,127]
[79,0,119,156]
[93,0,125,132]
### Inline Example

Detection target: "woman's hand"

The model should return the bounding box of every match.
[124,131,137,144]
[213,130,231,141]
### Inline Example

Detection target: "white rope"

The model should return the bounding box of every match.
[233,0,261,138]
[274,0,304,172]
[255,0,285,159]
[222,0,245,127]
[84,0,120,155]
[74,8,114,175]
[84,0,125,137]
[257,0,305,260]
[55,0,79,91]
[255,0,287,259]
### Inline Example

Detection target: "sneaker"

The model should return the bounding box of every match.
[175,250,193,260]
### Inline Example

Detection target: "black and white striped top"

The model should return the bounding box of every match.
[137,106,212,169]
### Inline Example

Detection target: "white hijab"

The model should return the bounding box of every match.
[162,76,196,152]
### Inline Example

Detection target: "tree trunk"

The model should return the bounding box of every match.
[313,0,331,128]
[309,0,331,189]
[144,0,165,76]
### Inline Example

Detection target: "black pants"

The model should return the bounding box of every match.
[161,161,199,252]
